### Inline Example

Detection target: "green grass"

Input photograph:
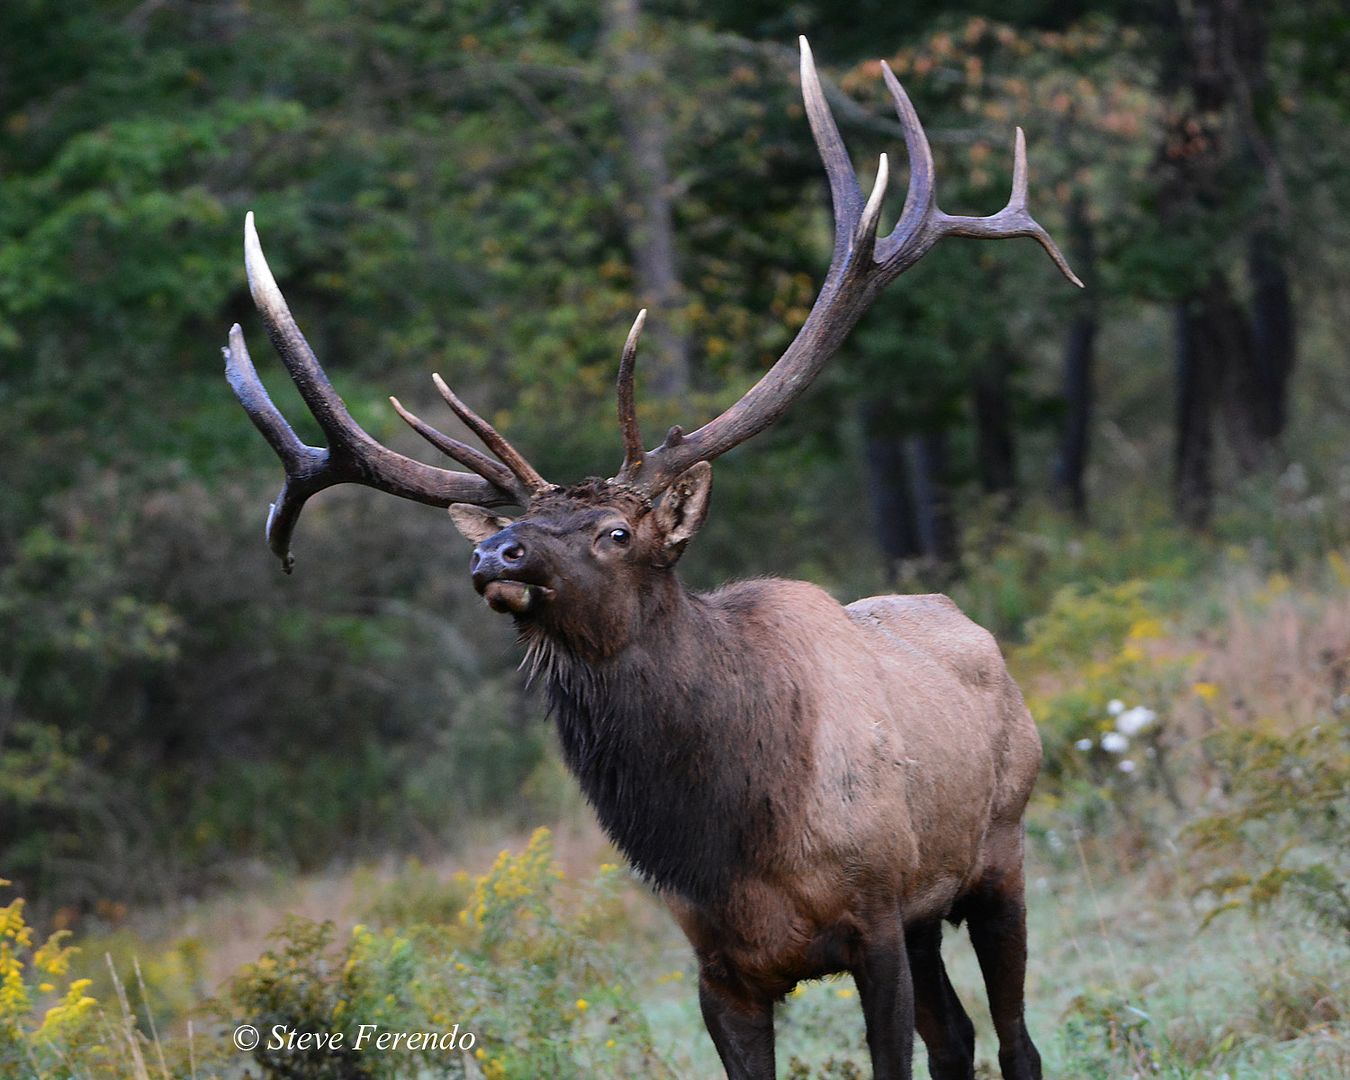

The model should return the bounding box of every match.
[626,840,1349,1079]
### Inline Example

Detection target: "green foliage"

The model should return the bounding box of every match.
[228,829,674,1079]
[1058,990,1163,1079]
[1189,719,1350,934]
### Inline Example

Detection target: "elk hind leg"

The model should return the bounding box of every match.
[907,920,976,1080]
[966,869,1042,1080]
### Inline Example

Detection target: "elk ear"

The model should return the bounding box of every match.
[651,462,712,565]
[448,504,514,544]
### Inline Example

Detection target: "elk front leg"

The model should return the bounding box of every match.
[698,972,775,1080]
[851,916,916,1080]
[907,921,976,1080]
[967,868,1042,1080]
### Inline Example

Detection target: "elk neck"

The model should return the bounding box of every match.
[520,571,812,906]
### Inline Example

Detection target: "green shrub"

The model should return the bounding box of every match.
[1188,718,1350,934]
[228,829,675,1080]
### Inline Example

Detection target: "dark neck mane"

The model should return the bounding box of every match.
[522,580,805,905]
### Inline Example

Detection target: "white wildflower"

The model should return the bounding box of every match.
[1107,699,1125,716]
[1115,706,1156,737]
[1075,738,1094,752]
[1101,731,1129,754]
[1118,759,1137,774]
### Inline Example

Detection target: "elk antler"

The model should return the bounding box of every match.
[224,212,538,571]
[611,37,1081,496]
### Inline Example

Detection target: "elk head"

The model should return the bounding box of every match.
[225,39,1079,614]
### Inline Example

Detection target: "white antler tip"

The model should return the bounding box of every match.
[243,210,286,312]
[799,37,816,76]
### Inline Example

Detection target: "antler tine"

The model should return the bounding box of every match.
[389,396,519,494]
[224,321,318,471]
[854,152,890,266]
[926,128,1084,287]
[800,36,865,262]
[607,39,1079,499]
[243,213,355,441]
[874,79,1083,287]
[430,374,552,496]
[223,322,326,572]
[226,214,520,570]
[615,309,648,480]
[877,60,937,263]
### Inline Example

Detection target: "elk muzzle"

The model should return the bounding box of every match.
[470,532,556,615]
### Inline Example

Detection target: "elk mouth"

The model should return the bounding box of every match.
[481,579,557,616]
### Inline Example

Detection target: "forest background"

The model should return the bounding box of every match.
[1,0,1347,1077]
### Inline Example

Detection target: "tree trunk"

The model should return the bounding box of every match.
[1206,274,1269,474]
[1246,233,1295,440]
[603,0,690,398]
[972,341,1018,503]
[1161,0,1294,503]
[906,430,959,567]
[1174,298,1219,529]
[860,406,958,581]
[860,404,920,582]
[1053,191,1097,519]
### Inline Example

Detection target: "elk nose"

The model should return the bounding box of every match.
[470,532,531,592]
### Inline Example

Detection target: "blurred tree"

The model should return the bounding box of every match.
[1149,0,1293,525]
[1053,188,1099,517]
[603,0,691,396]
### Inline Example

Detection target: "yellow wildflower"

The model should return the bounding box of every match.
[37,979,96,1037]
[1127,617,1165,642]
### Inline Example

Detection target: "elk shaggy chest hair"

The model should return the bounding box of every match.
[525,571,817,907]
[225,36,1079,1080]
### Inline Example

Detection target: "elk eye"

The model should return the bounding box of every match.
[608,527,631,545]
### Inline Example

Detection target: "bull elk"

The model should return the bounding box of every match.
[225,38,1079,1080]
